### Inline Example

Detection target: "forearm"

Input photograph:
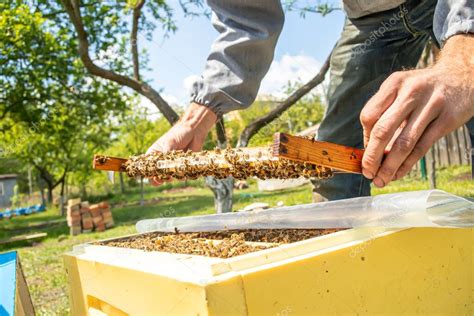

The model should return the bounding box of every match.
[191,0,285,116]
[180,102,217,132]
[438,34,474,69]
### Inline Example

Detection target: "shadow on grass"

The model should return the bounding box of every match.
[112,194,215,223]
[0,225,69,252]
[234,185,309,201]
[0,213,62,230]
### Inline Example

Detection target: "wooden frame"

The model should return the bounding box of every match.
[93,133,365,175]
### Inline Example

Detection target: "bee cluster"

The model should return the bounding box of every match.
[99,229,343,258]
[124,146,333,181]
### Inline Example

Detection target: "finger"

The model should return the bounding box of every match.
[146,140,165,155]
[394,118,445,181]
[189,135,205,152]
[360,72,403,148]
[385,120,407,151]
[151,174,176,186]
[146,122,192,154]
[362,95,416,179]
[146,142,164,185]
[151,177,164,186]
[395,112,454,180]
[373,97,441,187]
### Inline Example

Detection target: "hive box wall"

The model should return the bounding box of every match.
[240,228,472,315]
[65,254,211,315]
[204,277,248,315]
[64,245,249,315]
[64,228,473,315]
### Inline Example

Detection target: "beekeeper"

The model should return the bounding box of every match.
[148,0,474,200]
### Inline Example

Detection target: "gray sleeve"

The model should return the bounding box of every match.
[190,0,285,116]
[433,0,474,44]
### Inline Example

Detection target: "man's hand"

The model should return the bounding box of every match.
[147,102,217,185]
[360,34,474,188]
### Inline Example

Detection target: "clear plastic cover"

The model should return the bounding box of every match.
[136,190,473,233]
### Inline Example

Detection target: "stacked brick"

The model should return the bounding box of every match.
[99,202,115,229]
[67,199,114,236]
[67,198,82,236]
[80,201,93,233]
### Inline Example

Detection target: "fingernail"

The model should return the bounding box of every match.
[373,177,385,188]
[363,169,374,179]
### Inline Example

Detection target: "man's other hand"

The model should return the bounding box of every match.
[360,34,474,188]
[146,102,217,185]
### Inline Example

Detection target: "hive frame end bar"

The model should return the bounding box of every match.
[93,154,128,172]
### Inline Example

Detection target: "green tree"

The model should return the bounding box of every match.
[112,107,168,157]
[237,91,325,147]
[1,4,67,128]
[1,2,130,212]
[108,105,170,201]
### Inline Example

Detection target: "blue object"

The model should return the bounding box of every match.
[13,208,26,216]
[0,251,17,316]
[25,206,34,215]
[0,204,46,219]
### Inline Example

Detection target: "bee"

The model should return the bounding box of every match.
[124,146,334,181]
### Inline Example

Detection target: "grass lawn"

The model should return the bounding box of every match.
[0,166,472,315]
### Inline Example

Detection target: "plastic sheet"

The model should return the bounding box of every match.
[136,190,473,233]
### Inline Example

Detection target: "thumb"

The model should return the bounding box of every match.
[146,139,165,155]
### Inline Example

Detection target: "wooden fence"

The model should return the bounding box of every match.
[411,124,472,179]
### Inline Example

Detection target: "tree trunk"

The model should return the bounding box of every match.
[33,165,60,205]
[28,166,33,197]
[206,176,234,214]
[140,176,144,206]
[65,179,69,201]
[206,119,234,213]
[47,187,53,204]
[119,172,126,194]
[59,178,66,216]
[80,183,87,198]
[39,181,46,206]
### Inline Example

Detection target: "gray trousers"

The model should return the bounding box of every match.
[313,0,442,200]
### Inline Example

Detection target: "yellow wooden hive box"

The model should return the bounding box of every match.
[64,226,473,315]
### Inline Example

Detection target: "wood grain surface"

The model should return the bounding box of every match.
[273,133,364,173]
[93,155,128,172]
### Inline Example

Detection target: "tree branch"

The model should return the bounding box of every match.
[41,2,107,19]
[60,0,179,124]
[53,167,68,189]
[31,161,54,186]
[131,0,145,81]
[215,118,227,148]
[0,103,18,120]
[237,50,333,147]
